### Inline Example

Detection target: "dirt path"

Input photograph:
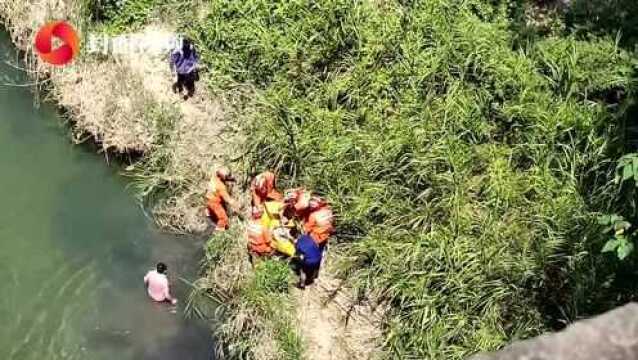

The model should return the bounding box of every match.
[114,26,241,231]
[294,276,385,360]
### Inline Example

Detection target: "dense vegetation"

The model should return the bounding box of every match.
[192,231,305,359]
[94,0,638,358]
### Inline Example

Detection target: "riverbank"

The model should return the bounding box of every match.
[0,2,242,233]
[0,1,380,359]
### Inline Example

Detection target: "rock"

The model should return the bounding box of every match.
[473,303,638,360]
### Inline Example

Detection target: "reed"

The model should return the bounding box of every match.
[191,227,304,359]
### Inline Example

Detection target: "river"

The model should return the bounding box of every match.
[0,31,213,359]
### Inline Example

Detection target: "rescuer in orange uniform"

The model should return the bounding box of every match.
[283,188,312,219]
[250,171,283,218]
[302,197,334,246]
[246,214,274,266]
[284,188,335,247]
[205,167,240,231]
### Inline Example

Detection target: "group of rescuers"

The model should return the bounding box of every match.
[144,40,334,303]
[144,167,335,305]
[206,167,335,289]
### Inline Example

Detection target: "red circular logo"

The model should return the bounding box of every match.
[34,21,80,66]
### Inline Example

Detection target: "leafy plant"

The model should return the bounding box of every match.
[128,102,180,203]
[249,259,293,295]
[616,153,638,186]
[94,0,167,32]
[599,214,635,260]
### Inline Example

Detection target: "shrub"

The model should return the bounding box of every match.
[248,259,293,295]
[93,0,168,32]
[186,0,635,358]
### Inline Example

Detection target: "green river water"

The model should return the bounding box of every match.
[0,32,212,359]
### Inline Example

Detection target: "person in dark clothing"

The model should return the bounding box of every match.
[294,234,323,289]
[170,37,199,100]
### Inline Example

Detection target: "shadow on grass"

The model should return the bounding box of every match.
[507,0,638,329]
[507,1,638,51]
[567,0,638,50]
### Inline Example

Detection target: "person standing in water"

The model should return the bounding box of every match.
[170,37,199,100]
[144,262,178,305]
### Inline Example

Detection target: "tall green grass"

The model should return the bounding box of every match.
[184,0,635,358]
[90,0,169,32]
[93,0,638,357]
[194,228,304,359]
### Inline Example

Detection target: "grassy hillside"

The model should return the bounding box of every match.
[186,1,635,358]
[94,0,638,358]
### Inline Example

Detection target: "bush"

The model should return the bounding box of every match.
[249,259,293,295]
[186,0,635,358]
[92,0,637,357]
[92,0,168,32]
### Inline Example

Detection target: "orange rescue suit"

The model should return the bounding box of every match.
[251,171,283,207]
[289,188,313,219]
[206,176,231,230]
[246,220,273,255]
[303,205,334,245]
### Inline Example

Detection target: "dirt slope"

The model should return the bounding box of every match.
[295,276,385,360]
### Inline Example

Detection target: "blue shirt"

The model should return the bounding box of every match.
[296,235,322,266]
[170,47,198,74]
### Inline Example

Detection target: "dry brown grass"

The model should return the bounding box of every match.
[53,60,158,152]
[1,2,244,232]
